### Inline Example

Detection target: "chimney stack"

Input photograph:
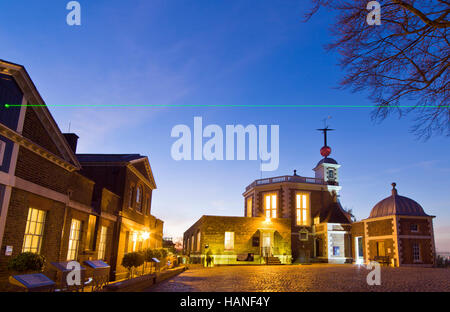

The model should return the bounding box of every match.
[63,133,79,154]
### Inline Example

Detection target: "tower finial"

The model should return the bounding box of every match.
[391,182,398,196]
[317,124,334,158]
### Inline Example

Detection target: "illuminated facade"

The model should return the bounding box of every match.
[0,60,164,289]
[184,127,436,267]
[77,154,163,280]
[184,216,292,265]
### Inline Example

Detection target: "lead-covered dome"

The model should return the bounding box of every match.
[369,183,428,218]
[315,157,338,168]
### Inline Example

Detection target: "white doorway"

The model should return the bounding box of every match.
[262,232,271,257]
[355,236,364,264]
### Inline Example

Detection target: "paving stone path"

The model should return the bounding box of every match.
[145,264,450,292]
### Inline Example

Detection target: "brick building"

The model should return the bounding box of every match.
[184,128,436,267]
[76,154,163,280]
[351,183,436,267]
[184,216,291,265]
[0,60,163,288]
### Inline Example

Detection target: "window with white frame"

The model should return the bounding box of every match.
[224,232,234,250]
[264,193,277,218]
[413,243,421,262]
[97,226,108,260]
[22,208,46,254]
[67,219,82,260]
[296,193,309,226]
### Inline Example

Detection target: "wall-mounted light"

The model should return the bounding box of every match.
[141,231,150,240]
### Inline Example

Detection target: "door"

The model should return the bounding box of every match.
[315,238,323,257]
[355,236,364,264]
[262,232,271,257]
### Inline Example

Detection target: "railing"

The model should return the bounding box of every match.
[246,175,328,191]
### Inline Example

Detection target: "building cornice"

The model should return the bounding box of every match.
[0,123,77,172]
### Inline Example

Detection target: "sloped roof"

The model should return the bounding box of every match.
[77,153,157,189]
[314,201,352,224]
[0,59,81,169]
[76,154,144,163]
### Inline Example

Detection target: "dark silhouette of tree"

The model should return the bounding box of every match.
[306,0,449,139]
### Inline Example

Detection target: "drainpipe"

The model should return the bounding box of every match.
[59,190,71,261]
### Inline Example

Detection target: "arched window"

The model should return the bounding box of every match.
[136,186,143,212]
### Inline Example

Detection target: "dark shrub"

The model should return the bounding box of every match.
[8,252,46,273]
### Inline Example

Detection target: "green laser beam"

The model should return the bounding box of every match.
[3,103,449,108]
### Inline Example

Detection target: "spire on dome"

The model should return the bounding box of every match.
[391,182,398,196]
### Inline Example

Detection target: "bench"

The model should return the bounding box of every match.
[237,253,254,261]
[373,256,390,266]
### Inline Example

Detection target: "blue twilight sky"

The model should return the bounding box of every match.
[1,1,449,250]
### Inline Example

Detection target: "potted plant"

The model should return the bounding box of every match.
[121,252,144,279]
[143,248,154,274]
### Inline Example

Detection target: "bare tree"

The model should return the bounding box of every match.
[306,0,449,139]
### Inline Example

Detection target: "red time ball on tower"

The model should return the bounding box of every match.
[320,146,331,157]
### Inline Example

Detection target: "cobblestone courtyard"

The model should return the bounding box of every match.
[146,264,450,292]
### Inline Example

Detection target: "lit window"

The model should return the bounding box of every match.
[197,231,201,251]
[314,217,320,225]
[296,193,309,226]
[246,197,253,217]
[97,226,108,260]
[224,232,234,250]
[410,224,418,232]
[333,246,340,256]
[67,219,82,261]
[22,208,46,254]
[413,243,421,262]
[376,241,386,257]
[264,194,277,219]
[191,235,194,251]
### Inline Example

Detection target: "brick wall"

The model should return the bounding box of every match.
[100,188,121,215]
[69,172,94,206]
[15,147,70,194]
[184,216,291,264]
[400,238,433,265]
[398,218,430,236]
[367,218,394,236]
[0,188,66,290]
[21,108,62,157]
